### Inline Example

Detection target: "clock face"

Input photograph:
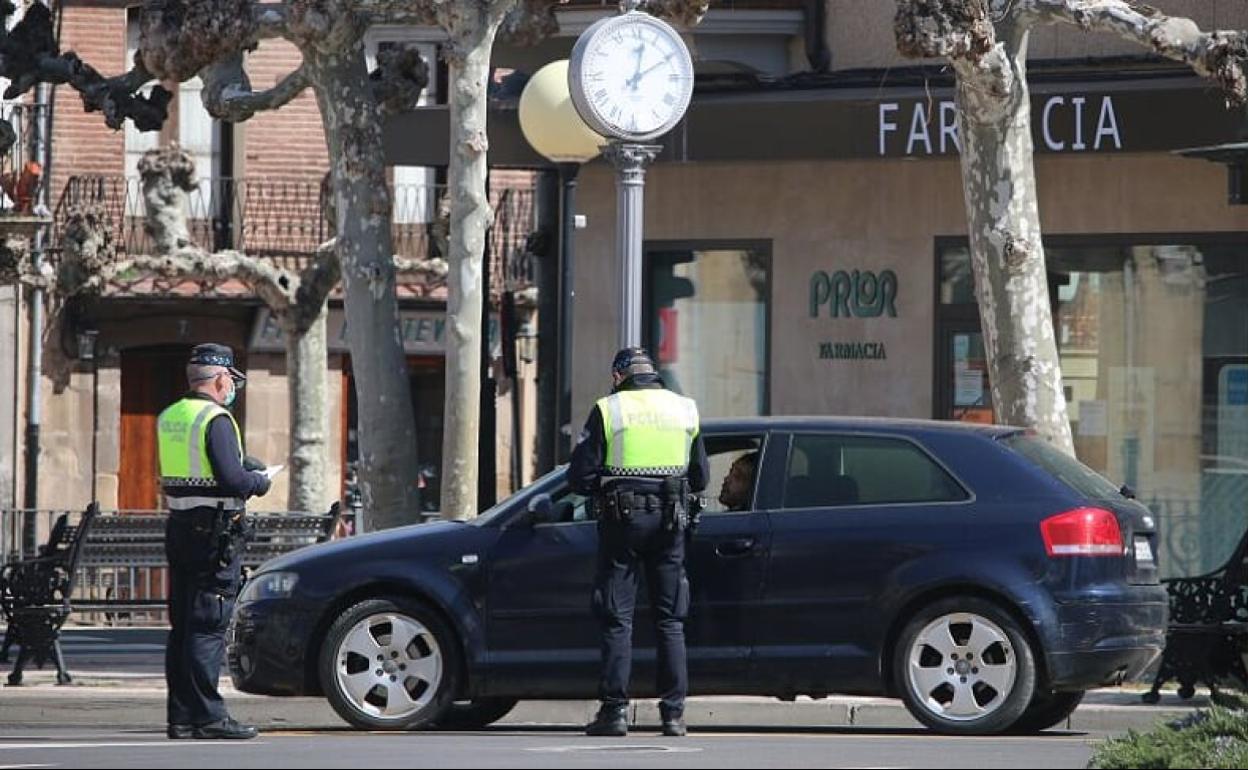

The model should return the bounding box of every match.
[570,13,694,142]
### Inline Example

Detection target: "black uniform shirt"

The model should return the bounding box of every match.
[186,392,269,500]
[568,374,709,495]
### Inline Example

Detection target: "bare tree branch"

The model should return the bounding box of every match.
[500,0,562,46]
[368,45,429,116]
[395,255,448,281]
[139,0,259,83]
[253,2,292,39]
[201,53,311,122]
[1024,0,1248,102]
[639,0,711,28]
[0,4,172,130]
[894,0,996,61]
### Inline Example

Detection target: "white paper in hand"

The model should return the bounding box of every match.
[262,464,285,480]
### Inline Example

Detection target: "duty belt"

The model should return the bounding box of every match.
[165,495,244,512]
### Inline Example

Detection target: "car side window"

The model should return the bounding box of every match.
[701,435,765,515]
[783,434,968,509]
[549,487,591,523]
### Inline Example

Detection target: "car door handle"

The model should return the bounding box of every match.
[715,538,756,558]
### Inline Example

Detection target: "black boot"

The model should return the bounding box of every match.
[585,705,628,737]
[166,724,194,740]
[660,707,686,737]
[192,717,259,740]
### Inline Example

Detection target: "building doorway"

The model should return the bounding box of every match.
[119,346,191,510]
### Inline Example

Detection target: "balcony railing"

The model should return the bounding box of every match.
[52,174,537,294]
[0,102,50,217]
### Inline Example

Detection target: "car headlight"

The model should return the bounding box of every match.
[238,571,300,604]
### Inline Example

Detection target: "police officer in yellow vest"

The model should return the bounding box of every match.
[158,344,271,740]
[570,348,709,738]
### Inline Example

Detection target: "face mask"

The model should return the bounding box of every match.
[222,381,237,408]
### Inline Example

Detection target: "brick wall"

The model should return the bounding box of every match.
[243,40,330,179]
[50,6,128,199]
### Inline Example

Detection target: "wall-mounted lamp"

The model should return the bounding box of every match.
[515,320,539,365]
[76,329,99,362]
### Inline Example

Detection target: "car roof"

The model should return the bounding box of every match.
[701,416,1021,440]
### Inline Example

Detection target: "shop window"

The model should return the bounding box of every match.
[645,242,770,418]
[936,238,1248,577]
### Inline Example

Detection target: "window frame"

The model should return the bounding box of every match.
[699,432,771,518]
[642,239,773,416]
[777,430,976,512]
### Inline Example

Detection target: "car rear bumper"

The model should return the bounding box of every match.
[1044,588,1168,689]
[228,600,319,696]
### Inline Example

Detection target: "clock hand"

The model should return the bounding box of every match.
[633,54,676,85]
[627,43,648,90]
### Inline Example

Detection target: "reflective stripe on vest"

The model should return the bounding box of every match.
[597,389,699,477]
[157,397,243,501]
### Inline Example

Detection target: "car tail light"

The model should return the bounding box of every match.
[1040,507,1123,557]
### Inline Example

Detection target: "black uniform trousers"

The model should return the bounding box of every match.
[165,509,243,727]
[593,509,690,718]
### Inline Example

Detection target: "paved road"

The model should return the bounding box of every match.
[0,726,1099,769]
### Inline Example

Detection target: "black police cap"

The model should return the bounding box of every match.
[612,347,656,377]
[188,343,246,381]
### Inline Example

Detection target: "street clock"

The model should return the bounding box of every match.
[569,11,694,143]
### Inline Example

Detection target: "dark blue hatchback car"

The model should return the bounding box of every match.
[229,418,1168,735]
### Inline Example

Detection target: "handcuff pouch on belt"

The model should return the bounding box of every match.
[211,505,254,570]
[660,476,692,533]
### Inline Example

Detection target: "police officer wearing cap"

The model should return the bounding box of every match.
[158,344,271,740]
[570,347,709,738]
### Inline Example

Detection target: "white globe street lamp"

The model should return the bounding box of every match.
[519,60,605,463]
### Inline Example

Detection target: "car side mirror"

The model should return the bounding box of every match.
[527,493,557,525]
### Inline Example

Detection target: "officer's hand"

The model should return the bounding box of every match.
[254,472,273,497]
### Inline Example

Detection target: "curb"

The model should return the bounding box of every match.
[0,684,1202,734]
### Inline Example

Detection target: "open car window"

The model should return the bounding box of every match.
[701,435,766,515]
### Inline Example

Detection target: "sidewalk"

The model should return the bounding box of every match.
[0,668,1210,733]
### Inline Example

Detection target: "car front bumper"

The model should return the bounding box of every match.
[228,598,321,696]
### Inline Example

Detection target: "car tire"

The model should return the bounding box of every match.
[435,698,519,730]
[894,597,1038,735]
[1008,689,1084,733]
[319,596,461,731]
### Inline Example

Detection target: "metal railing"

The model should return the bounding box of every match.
[0,102,50,216]
[52,174,538,291]
[2,507,343,625]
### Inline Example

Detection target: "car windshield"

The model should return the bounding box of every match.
[1000,433,1124,501]
[470,467,567,526]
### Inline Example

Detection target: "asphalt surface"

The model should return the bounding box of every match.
[1,626,1199,768]
[0,726,1100,769]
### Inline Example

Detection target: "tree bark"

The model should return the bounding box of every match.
[307,45,421,529]
[439,17,504,521]
[951,24,1073,454]
[283,308,329,512]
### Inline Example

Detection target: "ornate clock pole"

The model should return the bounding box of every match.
[603,142,662,347]
[569,0,695,349]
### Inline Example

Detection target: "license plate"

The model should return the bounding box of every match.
[1134,537,1154,563]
